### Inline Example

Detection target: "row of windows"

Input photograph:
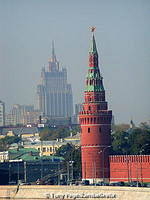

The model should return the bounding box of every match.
[37,147,58,153]
[80,117,110,124]
[81,127,101,133]
[87,105,106,111]
[88,105,100,110]
[86,96,105,102]
[86,79,101,86]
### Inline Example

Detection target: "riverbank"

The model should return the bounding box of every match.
[0,185,150,200]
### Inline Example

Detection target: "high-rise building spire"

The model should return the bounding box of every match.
[48,40,59,71]
[52,40,56,62]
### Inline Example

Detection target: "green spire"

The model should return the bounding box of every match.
[89,34,98,54]
[85,70,104,92]
[85,28,104,92]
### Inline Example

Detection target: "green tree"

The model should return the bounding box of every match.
[128,127,150,155]
[113,124,130,132]
[111,123,150,155]
[111,130,130,155]
[55,143,81,180]
[40,126,79,141]
[0,136,21,151]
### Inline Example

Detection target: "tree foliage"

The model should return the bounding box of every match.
[39,127,69,141]
[113,124,130,132]
[111,123,150,155]
[40,126,79,141]
[55,143,81,180]
[0,136,21,151]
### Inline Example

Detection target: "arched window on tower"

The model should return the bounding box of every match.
[91,118,93,123]
[97,118,99,123]
[88,127,90,133]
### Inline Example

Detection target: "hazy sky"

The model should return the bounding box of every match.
[0,0,150,125]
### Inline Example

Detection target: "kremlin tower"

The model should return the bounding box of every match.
[79,28,112,183]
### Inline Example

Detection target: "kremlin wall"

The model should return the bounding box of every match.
[110,155,150,183]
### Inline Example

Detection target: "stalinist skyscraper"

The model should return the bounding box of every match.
[37,42,73,123]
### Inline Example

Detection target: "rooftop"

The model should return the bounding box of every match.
[0,127,39,136]
[8,147,64,162]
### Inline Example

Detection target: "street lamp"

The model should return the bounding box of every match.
[87,152,95,184]
[88,151,102,184]
[24,161,27,183]
[9,163,11,184]
[139,144,148,186]
[70,160,74,183]
[102,145,111,183]
[67,160,74,185]
[125,156,130,183]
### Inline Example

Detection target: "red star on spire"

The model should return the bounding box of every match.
[91,27,96,32]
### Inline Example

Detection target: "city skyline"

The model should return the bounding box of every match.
[0,0,150,124]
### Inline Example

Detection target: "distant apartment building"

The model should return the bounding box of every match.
[37,42,73,124]
[72,103,83,124]
[0,151,8,162]
[5,104,42,126]
[0,101,5,127]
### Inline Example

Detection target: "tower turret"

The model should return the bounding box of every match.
[79,28,112,183]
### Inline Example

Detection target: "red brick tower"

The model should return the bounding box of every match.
[79,28,112,183]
